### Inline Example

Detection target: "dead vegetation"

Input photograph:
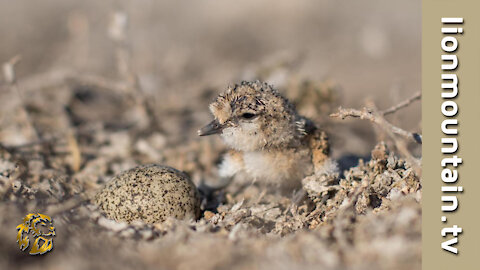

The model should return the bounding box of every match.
[0,71,422,269]
[0,2,421,270]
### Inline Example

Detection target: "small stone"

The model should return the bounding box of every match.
[231,199,244,212]
[217,205,229,214]
[119,227,135,238]
[140,229,153,240]
[94,164,201,224]
[98,216,128,232]
[204,210,215,220]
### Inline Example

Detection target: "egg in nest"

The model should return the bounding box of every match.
[94,164,201,224]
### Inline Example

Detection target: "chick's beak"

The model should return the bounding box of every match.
[198,120,224,136]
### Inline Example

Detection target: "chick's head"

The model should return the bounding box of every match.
[199,81,300,151]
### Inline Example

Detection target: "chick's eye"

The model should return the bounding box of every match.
[241,113,256,119]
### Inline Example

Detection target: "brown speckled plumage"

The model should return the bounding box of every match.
[94,164,200,224]
[199,81,335,190]
[208,81,302,150]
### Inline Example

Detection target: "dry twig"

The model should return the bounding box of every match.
[331,107,422,145]
[108,10,162,133]
[67,131,82,172]
[16,68,129,94]
[381,91,421,116]
[2,55,41,140]
[330,103,421,176]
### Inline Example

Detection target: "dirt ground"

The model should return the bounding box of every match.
[0,1,421,270]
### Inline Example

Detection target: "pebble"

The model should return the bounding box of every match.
[98,216,128,232]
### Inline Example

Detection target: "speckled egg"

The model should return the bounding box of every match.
[94,164,201,224]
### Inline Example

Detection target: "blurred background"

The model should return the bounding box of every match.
[0,0,420,157]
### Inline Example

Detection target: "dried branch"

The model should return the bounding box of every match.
[108,10,162,133]
[0,136,60,152]
[67,131,82,172]
[331,107,422,144]
[2,55,41,141]
[330,104,421,176]
[382,91,421,116]
[16,68,129,94]
[46,191,96,217]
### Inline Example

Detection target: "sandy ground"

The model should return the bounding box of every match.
[0,1,421,269]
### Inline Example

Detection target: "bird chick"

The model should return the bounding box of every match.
[198,81,335,191]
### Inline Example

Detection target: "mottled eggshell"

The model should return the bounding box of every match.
[94,164,201,224]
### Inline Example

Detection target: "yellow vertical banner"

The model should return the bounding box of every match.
[423,0,480,268]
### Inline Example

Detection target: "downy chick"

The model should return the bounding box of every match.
[198,81,335,191]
